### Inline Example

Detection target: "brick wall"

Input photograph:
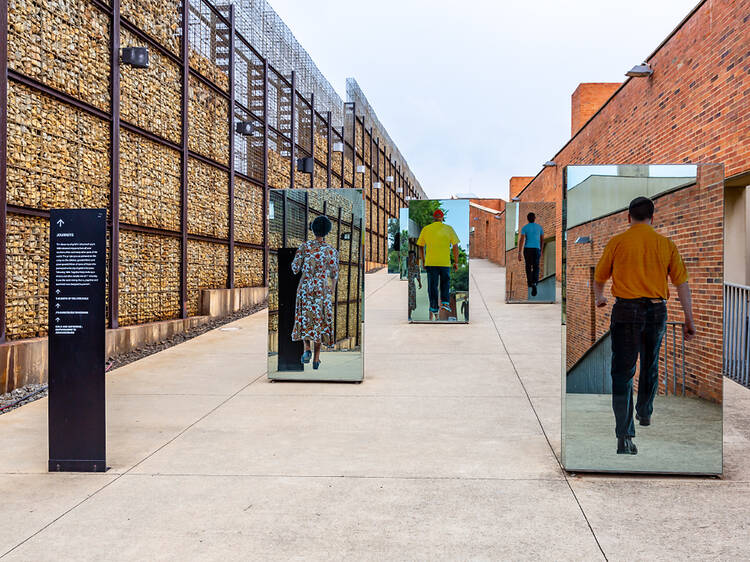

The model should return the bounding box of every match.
[469,200,506,265]
[518,0,750,282]
[570,83,621,136]
[565,165,724,403]
[505,202,556,301]
[510,177,534,200]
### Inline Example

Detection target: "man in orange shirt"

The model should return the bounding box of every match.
[593,196,696,455]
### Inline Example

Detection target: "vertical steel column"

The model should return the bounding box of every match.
[346,210,353,339]
[282,190,287,248]
[350,104,356,188]
[227,5,235,288]
[290,71,295,189]
[180,0,189,318]
[326,111,332,188]
[370,133,374,264]
[262,59,269,287]
[355,217,362,345]
[309,93,314,188]
[0,0,7,342]
[334,205,341,341]
[108,0,121,329]
[304,191,309,241]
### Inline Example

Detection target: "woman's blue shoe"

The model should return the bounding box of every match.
[313,361,321,370]
[301,350,312,364]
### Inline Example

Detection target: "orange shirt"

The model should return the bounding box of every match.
[594,223,688,299]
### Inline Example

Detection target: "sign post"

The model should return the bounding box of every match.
[48,209,106,472]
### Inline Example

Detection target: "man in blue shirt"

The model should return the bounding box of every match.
[518,212,544,296]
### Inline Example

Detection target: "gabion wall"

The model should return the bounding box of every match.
[2,0,424,341]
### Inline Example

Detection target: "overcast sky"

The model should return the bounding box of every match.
[266,0,699,200]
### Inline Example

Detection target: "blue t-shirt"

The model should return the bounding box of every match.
[521,222,543,249]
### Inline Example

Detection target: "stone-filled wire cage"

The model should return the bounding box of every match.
[267,189,363,351]
[0,0,424,344]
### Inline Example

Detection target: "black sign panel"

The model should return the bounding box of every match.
[48,209,106,472]
[277,248,304,371]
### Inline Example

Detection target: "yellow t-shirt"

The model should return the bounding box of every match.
[416,221,460,267]
[594,223,688,299]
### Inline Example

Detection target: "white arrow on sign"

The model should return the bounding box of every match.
[55,289,60,294]
[56,219,64,227]
[55,317,60,323]
[55,303,60,308]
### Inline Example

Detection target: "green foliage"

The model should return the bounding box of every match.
[388,250,400,271]
[409,200,445,230]
[451,265,469,292]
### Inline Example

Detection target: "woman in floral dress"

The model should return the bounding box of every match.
[291,216,339,369]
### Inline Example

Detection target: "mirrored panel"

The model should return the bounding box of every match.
[562,164,723,474]
[408,199,469,323]
[505,202,557,303]
[399,207,410,280]
[268,189,364,382]
[387,218,400,274]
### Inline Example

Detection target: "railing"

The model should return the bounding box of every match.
[567,322,686,396]
[724,282,750,387]
[663,321,686,396]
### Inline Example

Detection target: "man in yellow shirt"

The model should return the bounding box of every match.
[593,196,695,456]
[416,209,460,320]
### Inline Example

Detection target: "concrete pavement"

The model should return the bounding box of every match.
[1,259,749,560]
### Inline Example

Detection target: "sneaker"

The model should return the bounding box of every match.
[313,360,321,370]
[636,413,651,426]
[301,350,312,364]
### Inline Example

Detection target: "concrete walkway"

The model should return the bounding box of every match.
[1,259,749,560]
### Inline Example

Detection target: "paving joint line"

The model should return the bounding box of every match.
[0,369,267,559]
[471,270,609,561]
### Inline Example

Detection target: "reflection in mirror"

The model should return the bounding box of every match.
[408,199,469,323]
[387,218,400,274]
[505,202,557,303]
[399,207,409,280]
[562,164,723,474]
[268,189,364,382]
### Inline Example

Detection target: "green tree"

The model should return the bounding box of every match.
[409,200,445,230]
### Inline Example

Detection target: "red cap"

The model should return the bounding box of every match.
[433,209,444,219]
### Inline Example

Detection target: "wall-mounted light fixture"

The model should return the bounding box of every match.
[625,62,653,78]
[373,182,382,189]
[121,46,149,68]
[386,175,394,183]
[575,236,592,244]
[341,232,352,241]
[543,160,556,167]
[236,121,254,136]
[396,187,403,193]
[493,215,503,220]
[296,157,313,174]
[356,165,365,174]
[511,196,521,201]
[332,142,344,152]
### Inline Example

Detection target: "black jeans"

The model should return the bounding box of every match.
[425,266,451,313]
[523,247,541,287]
[610,298,667,438]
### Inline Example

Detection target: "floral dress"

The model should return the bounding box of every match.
[291,239,339,346]
[408,261,419,313]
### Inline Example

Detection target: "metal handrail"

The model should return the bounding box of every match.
[724,282,750,387]
[664,321,686,396]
